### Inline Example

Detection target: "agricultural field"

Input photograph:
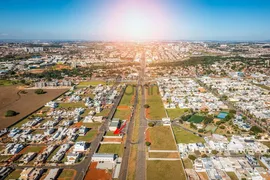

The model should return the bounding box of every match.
[145,86,166,120]
[172,126,205,144]
[147,160,186,180]
[148,126,177,150]
[0,86,67,129]
[166,108,189,120]
[97,144,123,157]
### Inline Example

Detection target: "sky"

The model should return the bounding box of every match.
[0,0,270,41]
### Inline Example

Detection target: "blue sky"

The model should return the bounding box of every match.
[0,0,270,40]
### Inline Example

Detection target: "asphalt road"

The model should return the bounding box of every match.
[135,54,147,180]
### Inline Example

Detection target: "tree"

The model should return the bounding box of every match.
[35,89,46,95]
[211,150,218,155]
[188,155,196,161]
[145,142,151,146]
[219,125,226,129]
[144,104,150,109]
[201,154,208,158]
[148,122,155,127]
[5,110,18,117]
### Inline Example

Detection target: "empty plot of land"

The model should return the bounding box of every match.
[148,126,177,150]
[77,80,108,87]
[145,86,166,120]
[58,169,76,180]
[148,152,179,158]
[97,144,123,157]
[0,86,67,129]
[85,162,112,180]
[226,172,239,180]
[147,160,186,180]
[166,108,189,120]
[172,126,205,144]
[113,109,130,120]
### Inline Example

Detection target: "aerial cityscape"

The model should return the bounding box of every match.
[0,0,270,180]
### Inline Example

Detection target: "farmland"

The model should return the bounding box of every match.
[0,86,67,129]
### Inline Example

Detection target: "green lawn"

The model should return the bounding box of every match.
[226,172,239,180]
[58,169,76,180]
[98,144,123,157]
[119,85,135,106]
[105,131,120,136]
[5,169,22,179]
[0,79,19,86]
[58,102,85,108]
[114,109,130,120]
[146,86,167,120]
[0,155,13,162]
[166,108,189,120]
[82,122,101,128]
[95,108,110,117]
[12,118,30,128]
[188,115,205,123]
[78,81,109,87]
[148,126,177,150]
[147,160,186,180]
[172,126,205,144]
[182,158,193,169]
[76,129,97,142]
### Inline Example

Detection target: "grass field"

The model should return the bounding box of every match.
[0,79,19,86]
[147,160,186,180]
[113,109,130,120]
[172,126,205,144]
[78,81,108,87]
[98,144,123,157]
[5,169,22,179]
[166,108,189,120]
[188,115,205,123]
[76,129,97,142]
[148,126,177,150]
[226,172,239,180]
[182,158,193,169]
[58,169,76,180]
[0,155,13,162]
[58,102,85,108]
[149,152,179,158]
[146,86,166,120]
[95,108,110,117]
[119,85,135,106]
[261,141,270,148]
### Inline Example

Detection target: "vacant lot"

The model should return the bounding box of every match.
[78,80,108,87]
[114,109,130,120]
[149,152,179,158]
[147,160,186,180]
[98,144,123,157]
[0,86,67,129]
[166,108,189,120]
[172,126,205,144]
[58,169,76,180]
[148,126,177,150]
[145,86,166,120]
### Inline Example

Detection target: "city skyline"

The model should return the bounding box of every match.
[1,0,270,41]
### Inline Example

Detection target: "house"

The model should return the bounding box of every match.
[260,156,270,170]
[66,152,81,164]
[73,141,87,152]
[20,168,43,180]
[21,152,37,164]
[109,118,120,131]
[79,126,88,136]
[0,167,13,180]
[44,169,60,180]
[91,153,116,163]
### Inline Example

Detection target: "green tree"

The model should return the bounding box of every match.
[145,142,151,146]
[5,110,18,117]
[188,155,196,161]
[35,89,46,95]
[144,104,150,108]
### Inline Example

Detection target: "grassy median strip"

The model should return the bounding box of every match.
[127,86,140,180]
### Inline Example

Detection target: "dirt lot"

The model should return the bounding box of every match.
[0,86,67,129]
